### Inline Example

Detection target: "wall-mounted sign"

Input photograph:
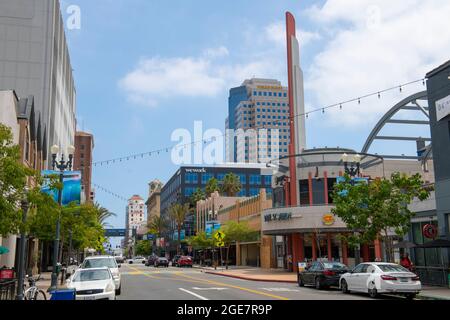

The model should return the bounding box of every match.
[256,85,283,91]
[436,94,450,122]
[322,214,335,226]
[423,224,438,239]
[264,212,292,222]
[185,168,207,173]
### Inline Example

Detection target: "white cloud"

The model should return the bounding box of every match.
[305,0,450,127]
[119,46,280,107]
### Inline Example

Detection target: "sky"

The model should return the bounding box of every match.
[60,0,450,238]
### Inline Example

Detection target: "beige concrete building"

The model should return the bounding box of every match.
[217,189,274,269]
[146,179,163,225]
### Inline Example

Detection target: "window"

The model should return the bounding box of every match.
[249,175,261,185]
[264,175,272,186]
[237,173,246,184]
[249,188,260,196]
[217,173,226,181]
[327,178,337,204]
[201,173,214,184]
[353,264,369,273]
[185,173,198,184]
[299,180,309,205]
[311,179,325,205]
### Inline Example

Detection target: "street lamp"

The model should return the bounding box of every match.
[48,145,75,292]
[341,153,362,265]
[16,193,29,300]
[342,153,362,178]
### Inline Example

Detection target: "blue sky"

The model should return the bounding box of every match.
[61,0,450,236]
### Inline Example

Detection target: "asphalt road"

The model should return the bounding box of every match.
[117,263,379,301]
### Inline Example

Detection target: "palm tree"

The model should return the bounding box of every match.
[94,202,116,228]
[169,203,190,254]
[221,173,242,196]
[147,215,167,237]
[205,178,220,196]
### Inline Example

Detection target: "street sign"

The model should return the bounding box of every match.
[214,231,225,241]
[216,241,225,247]
[105,229,126,237]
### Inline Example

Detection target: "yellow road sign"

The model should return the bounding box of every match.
[216,241,225,247]
[214,231,225,241]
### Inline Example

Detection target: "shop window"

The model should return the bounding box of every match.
[299,180,309,206]
[311,179,325,205]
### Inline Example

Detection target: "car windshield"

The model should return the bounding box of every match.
[377,264,410,273]
[73,270,110,282]
[83,258,117,269]
[323,262,347,270]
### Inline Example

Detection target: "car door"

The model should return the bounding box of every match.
[305,262,319,285]
[346,264,365,291]
[355,264,370,291]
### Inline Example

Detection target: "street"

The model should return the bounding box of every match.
[118,264,377,301]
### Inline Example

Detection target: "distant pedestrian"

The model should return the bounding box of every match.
[400,253,413,271]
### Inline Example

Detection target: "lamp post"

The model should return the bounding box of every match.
[16,195,29,300]
[48,144,75,292]
[341,153,362,265]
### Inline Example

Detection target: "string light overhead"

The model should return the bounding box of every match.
[93,183,128,202]
[86,77,425,169]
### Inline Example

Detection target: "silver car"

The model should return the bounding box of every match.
[81,256,122,295]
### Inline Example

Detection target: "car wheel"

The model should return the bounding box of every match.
[298,275,305,287]
[116,286,121,296]
[341,280,349,294]
[315,277,322,290]
[368,284,378,299]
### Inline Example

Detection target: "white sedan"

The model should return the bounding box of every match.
[67,268,116,300]
[340,262,421,299]
[127,256,147,264]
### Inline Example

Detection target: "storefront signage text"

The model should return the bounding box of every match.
[264,212,292,222]
[436,94,450,122]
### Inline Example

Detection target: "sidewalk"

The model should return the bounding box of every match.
[35,272,67,300]
[417,286,450,300]
[194,265,297,283]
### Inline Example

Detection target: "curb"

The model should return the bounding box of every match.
[416,295,450,301]
[204,271,297,284]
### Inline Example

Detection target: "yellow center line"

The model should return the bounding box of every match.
[123,266,212,284]
[172,271,290,301]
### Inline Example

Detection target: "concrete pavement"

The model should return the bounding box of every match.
[118,264,376,300]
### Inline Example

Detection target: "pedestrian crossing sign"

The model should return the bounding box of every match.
[214,231,225,241]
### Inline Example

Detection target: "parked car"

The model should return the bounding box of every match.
[177,256,193,268]
[81,255,121,295]
[115,255,125,264]
[66,268,116,300]
[145,255,158,266]
[339,262,421,299]
[154,257,169,268]
[127,256,147,265]
[171,255,181,267]
[298,261,349,289]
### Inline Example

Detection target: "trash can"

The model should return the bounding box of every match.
[50,289,76,301]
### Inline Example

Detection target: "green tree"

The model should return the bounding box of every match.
[94,202,116,228]
[169,203,190,254]
[205,178,220,196]
[147,215,167,238]
[220,221,259,269]
[0,124,35,235]
[135,240,152,256]
[221,173,242,197]
[331,173,431,262]
[189,188,205,208]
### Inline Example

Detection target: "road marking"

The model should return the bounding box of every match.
[179,288,209,300]
[173,272,290,300]
[192,287,228,291]
[260,288,300,292]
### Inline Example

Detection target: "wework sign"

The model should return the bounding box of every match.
[264,212,292,222]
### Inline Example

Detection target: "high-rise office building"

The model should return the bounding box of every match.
[125,195,146,247]
[0,0,77,165]
[74,131,94,203]
[225,79,290,163]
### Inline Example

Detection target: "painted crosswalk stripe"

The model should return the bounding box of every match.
[179,288,209,300]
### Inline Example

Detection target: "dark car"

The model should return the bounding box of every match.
[298,261,349,290]
[145,255,158,266]
[154,257,169,268]
[172,255,181,267]
[177,256,193,268]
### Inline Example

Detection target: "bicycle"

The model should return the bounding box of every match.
[23,275,47,300]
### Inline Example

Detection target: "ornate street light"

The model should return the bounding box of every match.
[48,145,75,292]
[342,153,362,178]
